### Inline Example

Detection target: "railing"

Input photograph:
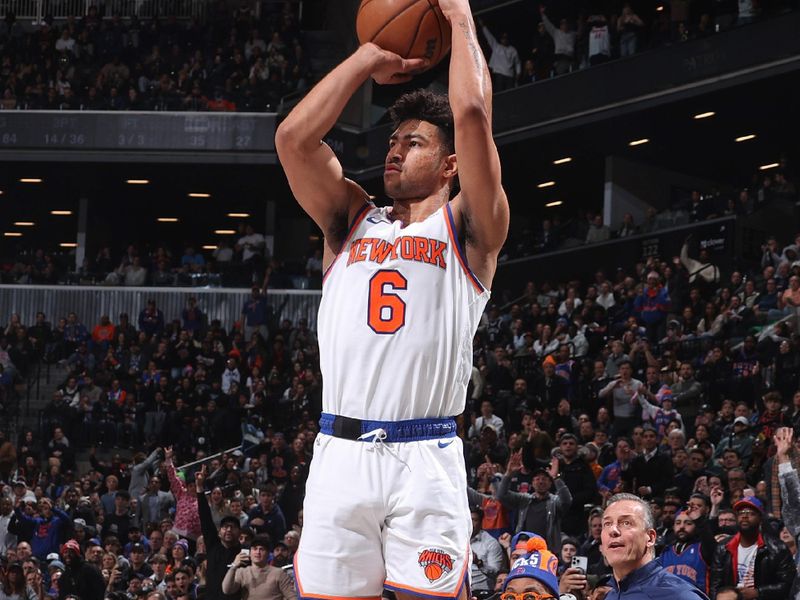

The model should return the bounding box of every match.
[5,0,208,21]
[0,285,323,332]
[5,0,303,22]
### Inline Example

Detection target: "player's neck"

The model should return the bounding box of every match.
[390,191,449,226]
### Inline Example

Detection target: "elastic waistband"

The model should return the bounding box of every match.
[319,413,458,442]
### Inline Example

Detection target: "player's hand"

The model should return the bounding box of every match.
[367,44,428,85]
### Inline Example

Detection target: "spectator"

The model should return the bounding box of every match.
[622,426,675,499]
[13,496,72,560]
[600,494,707,599]
[469,506,505,593]
[539,5,576,75]
[709,496,795,598]
[499,453,571,552]
[222,533,296,600]
[196,466,242,600]
[59,539,106,600]
[586,215,611,243]
[617,4,645,57]
[478,20,521,91]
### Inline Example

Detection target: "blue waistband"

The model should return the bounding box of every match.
[319,412,458,442]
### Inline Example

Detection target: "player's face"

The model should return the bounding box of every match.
[384,120,453,201]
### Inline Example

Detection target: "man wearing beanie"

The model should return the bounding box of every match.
[503,535,560,598]
[601,493,708,599]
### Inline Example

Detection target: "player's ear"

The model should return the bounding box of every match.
[443,153,457,180]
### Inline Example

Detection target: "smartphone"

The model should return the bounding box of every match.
[571,555,588,573]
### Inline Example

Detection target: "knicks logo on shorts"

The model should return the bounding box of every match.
[418,548,453,582]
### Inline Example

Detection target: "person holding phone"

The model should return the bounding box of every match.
[222,534,296,600]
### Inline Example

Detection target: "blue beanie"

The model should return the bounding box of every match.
[504,536,559,597]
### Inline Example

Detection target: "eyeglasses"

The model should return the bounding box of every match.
[500,593,556,600]
[737,509,758,516]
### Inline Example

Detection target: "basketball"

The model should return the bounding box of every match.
[424,562,443,581]
[356,0,451,70]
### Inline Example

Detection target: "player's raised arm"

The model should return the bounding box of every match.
[440,0,509,288]
[275,44,426,245]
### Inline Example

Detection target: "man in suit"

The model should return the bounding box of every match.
[137,475,174,528]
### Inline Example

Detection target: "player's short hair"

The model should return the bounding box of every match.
[388,90,455,154]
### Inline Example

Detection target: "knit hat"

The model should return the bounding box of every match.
[504,536,559,596]
[509,531,538,554]
[61,539,81,555]
[174,539,189,553]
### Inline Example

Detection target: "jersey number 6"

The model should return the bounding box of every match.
[368,270,407,334]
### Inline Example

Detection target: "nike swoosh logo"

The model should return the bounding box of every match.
[437,440,454,448]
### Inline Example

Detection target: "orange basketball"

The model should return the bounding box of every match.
[356,0,451,71]
[424,562,443,581]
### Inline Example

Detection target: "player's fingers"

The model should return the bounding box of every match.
[402,57,429,72]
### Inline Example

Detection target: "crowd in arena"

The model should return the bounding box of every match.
[0,1,309,112]
[3,220,800,599]
[478,0,797,88]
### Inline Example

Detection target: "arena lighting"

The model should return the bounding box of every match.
[693,111,715,119]
[189,192,211,198]
[214,229,237,234]
[735,134,756,142]
[19,178,42,183]
[656,5,664,11]
[227,212,251,218]
[126,179,150,184]
[202,245,218,250]
[759,162,780,171]
[545,200,563,207]
[553,157,572,165]
[13,222,35,226]
[628,138,649,146]
[59,242,78,248]
[4,232,22,237]
[51,210,73,215]
[157,217,179,222]
[537,181,556,188]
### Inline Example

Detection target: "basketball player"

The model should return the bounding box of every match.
[275,0,508,597]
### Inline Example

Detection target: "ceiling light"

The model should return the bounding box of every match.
[693,111,715,120]
[629,138,649,146]
[553,157,572,165]
[126,179,150,184]
[545,201,563,208]
[19,178,42,183]
[537,181,556,189]
[4,232,22,237]
[227,212,250,218]
[735,134,756,142]
[13,222,35,226]
[759,162,780,171]
[656,5,664,11]
[214,229,237,235]
[157,217,179,223]
[59,242,78,248]
[0,190,4,195]
[189,192,211,198]
[202,245,218,250]
[51,210,73,215]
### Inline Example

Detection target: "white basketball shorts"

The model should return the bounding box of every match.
[294,432,471,599]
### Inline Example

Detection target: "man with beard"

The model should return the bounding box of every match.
[195,465,241,600]
[709,496,795,599]
[658,504,717,595]
[58,539,106,600]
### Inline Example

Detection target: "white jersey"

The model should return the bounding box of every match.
[318,202,490,422]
